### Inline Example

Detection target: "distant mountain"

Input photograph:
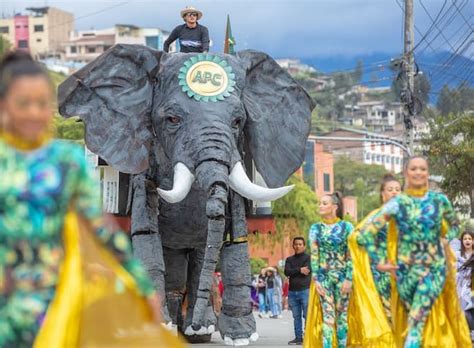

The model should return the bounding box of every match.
[291,51,472,95]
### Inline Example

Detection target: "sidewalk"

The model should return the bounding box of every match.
[197,310,295,347]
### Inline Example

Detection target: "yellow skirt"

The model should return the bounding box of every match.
[34,212,185,348]
[345,216,471,348]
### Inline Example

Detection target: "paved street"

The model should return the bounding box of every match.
[197,310,295,347]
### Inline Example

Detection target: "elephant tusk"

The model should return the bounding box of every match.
[229,162,294,202]
[157,163,195,203]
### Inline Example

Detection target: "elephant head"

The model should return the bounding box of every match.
[58,44,314,329]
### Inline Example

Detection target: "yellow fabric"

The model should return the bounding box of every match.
[0,130,50,151]
[304,281,337,348]
[322,217,341,225]
[404,187,428,198]
[347,209,395,347]
[387,219,471,348]
[34,211,185,348]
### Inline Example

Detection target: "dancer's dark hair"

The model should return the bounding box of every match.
[324,191,344,219]
[0,50,50,98]
[379,173,401,203]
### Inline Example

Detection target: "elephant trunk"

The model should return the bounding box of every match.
[192,160,228,329]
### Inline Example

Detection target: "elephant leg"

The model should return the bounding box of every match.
[219,241,258,346]
[132,233,170,323]
[184,247,217,336]
[163,247,189,330]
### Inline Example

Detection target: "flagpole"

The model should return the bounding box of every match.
[224,14,230,53]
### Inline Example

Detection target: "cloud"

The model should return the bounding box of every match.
[1,0,467,58]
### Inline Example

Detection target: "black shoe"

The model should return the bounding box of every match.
[288,337,303,345]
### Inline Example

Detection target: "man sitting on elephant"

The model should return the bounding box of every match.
[58,44,314,345]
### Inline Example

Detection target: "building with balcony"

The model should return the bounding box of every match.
[64,24,172,63]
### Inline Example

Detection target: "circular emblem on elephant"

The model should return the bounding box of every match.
[178,54,236,102]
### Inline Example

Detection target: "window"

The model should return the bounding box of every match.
[86,46,96,53]
[386,156,390,163]
[36,38,42,42]
[396,158,400,165]
[23,25,28,29]
[34,25,44,32]
[70,46,77,53]
[0,26,9,33]
[377,155,381,162]
[16,25,21,29]
[323,173,331,192]
[18,40,28,48]
[366,153,370,160]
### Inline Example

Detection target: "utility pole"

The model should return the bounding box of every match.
[402,0,415,155]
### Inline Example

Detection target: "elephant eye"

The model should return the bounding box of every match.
[167,116,181,125]
[232,118,242,129]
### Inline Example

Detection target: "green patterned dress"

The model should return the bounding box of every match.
[309,218,353,348]
[0,138,154,347]
[359,190,460,348]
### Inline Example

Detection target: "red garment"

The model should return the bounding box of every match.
[282,280,289,297]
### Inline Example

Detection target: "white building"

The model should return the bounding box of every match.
[63,24,172,63]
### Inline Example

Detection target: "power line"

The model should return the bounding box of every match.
[43,2,131,31]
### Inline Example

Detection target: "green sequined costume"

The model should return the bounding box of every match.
[359,191,460,348]
[0,139,154,347]
[309,219,353,348]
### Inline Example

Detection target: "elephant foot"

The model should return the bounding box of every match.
[218,311,258,346]
[184,324,215,336]
[184,303,217,337]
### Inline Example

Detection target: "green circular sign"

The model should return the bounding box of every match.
[178,54,236,102]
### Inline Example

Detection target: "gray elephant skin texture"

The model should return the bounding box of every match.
[58,44,314,343]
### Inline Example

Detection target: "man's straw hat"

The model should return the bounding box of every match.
[181,6,203,20]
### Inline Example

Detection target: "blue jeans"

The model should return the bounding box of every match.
[258,292,267,313]
[267,288,276,316]
[288,289,310,339]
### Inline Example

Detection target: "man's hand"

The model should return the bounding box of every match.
[341,280,352,295]
[300,266,310,275]
[315,281,326,297]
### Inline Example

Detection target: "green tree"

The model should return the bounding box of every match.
[249,257,267,276]
[352,59,364,83]
[272,175,320,243]
[436,85,453,116]
[334,156,388,218]
[53,115,84,141]
[423,113,474,217]
[0,36,11,58]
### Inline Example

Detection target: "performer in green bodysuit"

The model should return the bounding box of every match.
[0,51,157,347]
[359,157,468,348]
[308,192,353,348]
[357,173,401,323]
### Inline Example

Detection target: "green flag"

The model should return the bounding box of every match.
[224,14,235,55]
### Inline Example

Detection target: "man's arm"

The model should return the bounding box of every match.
[284,257,300,277]
[201,25,210,52]
[163,26,180,52]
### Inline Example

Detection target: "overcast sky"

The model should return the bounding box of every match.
[1,0,471,59]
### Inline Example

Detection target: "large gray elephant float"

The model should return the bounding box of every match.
[58,44,314,345]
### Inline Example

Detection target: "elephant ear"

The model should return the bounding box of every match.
[237,50,315,188]
[58,44,162,174]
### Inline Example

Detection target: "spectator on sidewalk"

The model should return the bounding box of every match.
[256,269,268,318]
[284,237,311,345]
[273,267,283,318]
